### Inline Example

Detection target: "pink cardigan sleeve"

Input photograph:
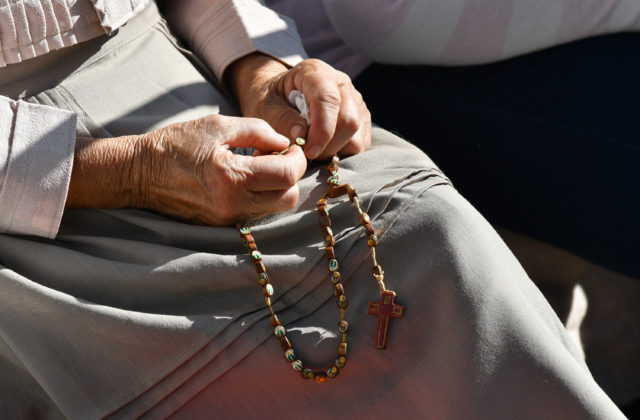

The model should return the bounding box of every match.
[0,96,76,238]
[165,0,308,81]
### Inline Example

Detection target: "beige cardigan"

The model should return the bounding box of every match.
[0,0,306,238]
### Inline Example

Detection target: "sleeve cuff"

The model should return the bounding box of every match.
[190,0,308,82]
[0,96,76,239]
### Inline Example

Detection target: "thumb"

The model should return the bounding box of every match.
[262,95,310,142]
[223,116,291,153]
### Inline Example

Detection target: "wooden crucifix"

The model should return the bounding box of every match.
[368,289,404,349]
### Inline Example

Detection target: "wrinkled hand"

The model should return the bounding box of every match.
[228,54,371,160]
[67,114,307,225]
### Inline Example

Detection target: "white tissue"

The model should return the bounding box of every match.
[288,90,310,125]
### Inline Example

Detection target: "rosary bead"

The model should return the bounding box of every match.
[314,372,327,383]
[254,261,267,273]
[251,250,262,261]
[327,176,340,186]
[327,366,339,378]
[264,296,272,307]
[364,223,375,235]
[295,137,306,146]
[336,355,347,368]
[325,247,335,260]
[262,284,274,297]
[285,349,296,362]
[247,242,258,252]
[368,234,378,247]
[338,320,349,333]
[274,325,286,338]
[319,214,332,227]
[323,226,334,237]
[333,283,344,297]
[316,198,327,208]
[359,213,371,225]
[258,272,269,286]
[339,342,348,356]
[347,187,358,201]
[302,368,315,379]
[280,336,292,350]
[324,235,336,247]
[326,184,349,198]
[270,314,281,327]
[241,234,255,247]
[292,360,303,372]
[329,259,339,272]
[331,271,341,284]
[239,225,250,235]
[337,295,348,309]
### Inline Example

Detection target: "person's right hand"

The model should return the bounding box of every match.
[66,114,308,226]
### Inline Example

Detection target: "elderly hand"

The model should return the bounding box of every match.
[228,53,371,160]
[66,114,307,225]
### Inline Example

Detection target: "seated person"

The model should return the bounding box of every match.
[0,1,626,418]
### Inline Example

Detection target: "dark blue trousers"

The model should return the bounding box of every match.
[354,33,640,278]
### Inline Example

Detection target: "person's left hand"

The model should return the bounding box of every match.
[227,54,371,160]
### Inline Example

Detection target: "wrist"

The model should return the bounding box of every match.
[226,52,289,116]
[66,134,151,209]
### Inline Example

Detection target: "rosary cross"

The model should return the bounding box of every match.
[368,290,404,349]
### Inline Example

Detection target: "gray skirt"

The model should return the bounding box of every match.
[0,3,624,419]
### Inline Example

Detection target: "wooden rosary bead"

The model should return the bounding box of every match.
[314,372,327,383]
[270,314,281,327]
[325,247,336,260]
[326,184,349,198]
[364,223,375,235]
[358,213,371,225]
[254,261,267,273]
[319,214,332,227]
[338,342,347,356]
[322,226,334,237]
[280,336,292,350]
[333,283,344,297]
[347,186,358,202]
[241,234,255,247]
[247,242,258,252]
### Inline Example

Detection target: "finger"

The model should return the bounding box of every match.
[315,88,362,159]
[223,116,291,153]
[302,79,341,160]
[338,102,372,157]
[243,184,301,219]
[260,94,310,142]
[240,144,307,192]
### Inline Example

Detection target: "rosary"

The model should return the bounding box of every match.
[236,92,404,383]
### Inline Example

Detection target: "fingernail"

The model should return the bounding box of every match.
[306,144,321,159]
[290,124,304,140]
